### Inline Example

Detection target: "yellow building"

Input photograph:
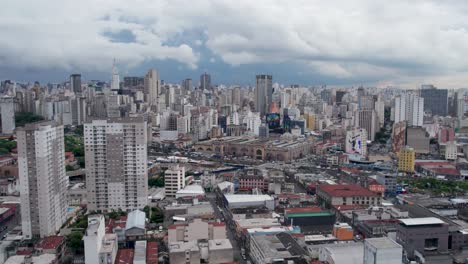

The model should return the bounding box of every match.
[304,113,316,130]
[398,146,415,172]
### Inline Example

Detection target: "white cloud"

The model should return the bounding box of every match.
[2,0,468,86]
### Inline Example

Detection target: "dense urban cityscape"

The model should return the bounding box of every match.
[0,66,467,264]
[3,1,468,264]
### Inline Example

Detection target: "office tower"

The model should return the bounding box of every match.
[165,164,185,197]
[336,91,347,104]
[182,78,192,92]
[17,121,68,238]
[321,89,332,105]
[70,74,82,94]
[374,97,385,128]
[71,96,87,125]
[232,87,241,106]
[359,95,375,110]
[398,146,415,172]
[106,94,121,118]
[84,215,118,264]
[255,74,273,116]
[420,85,448,116]
[0,96,15,134]
[355,109,378,141]
[144,69,160,107]
[111,60,120,92]
[123,76,144,88]
[357,86,366,107]
[200,73,211,90]
[85,117,148,212]
[363,237,402,264]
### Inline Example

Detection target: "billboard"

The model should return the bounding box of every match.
[266,113,280,129]
[345,129,367,156]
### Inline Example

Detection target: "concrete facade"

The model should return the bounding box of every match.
[17,121,68,238]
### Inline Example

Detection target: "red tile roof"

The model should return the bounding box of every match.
[319,184,378,197]
[146,242,158,264]
[332,204,367,211]
[211,222,226,227]
[36,236,65,250]
[285,207,322,214]
[116,249,134,264]
[16,249,33,255]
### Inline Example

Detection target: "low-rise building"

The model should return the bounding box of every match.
[316,184,381,208]
[398,146,415,173]
[223,194,275,211]
[83,215,118,264]
[396,217,449,258]
[125,210,146,241]
[250,233,308,264]
[168,218,226,243]
[364,237,402,264]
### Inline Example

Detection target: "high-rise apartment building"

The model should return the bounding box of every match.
[398,146,415,172]
[85,117,148,212]
[355,109,378,141]
[200,73,211,90]
[144,69,160,107]
[255,75,273,116]
[70,74,82,94]
[393,93,424,127]
[420,85,448,116]
[165,165,185,197]
[0,96,15,134]
[17,121,68,238]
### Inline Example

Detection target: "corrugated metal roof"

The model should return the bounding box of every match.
[125,210,146,230]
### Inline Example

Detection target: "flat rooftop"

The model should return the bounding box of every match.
[365,237,402,249]
[399,217,446,226]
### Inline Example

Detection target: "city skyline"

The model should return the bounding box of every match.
[2,1,468,88]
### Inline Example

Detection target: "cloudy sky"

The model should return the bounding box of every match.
[1,0,468,88]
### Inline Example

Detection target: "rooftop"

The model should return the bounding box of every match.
[318,184,378,197]
[146,242,158,264]
[399,217,446,226]
[115,249,134,264]
[365,237,402,249]
[176,184,205,195]
[36,236,65,250]
[125,210,145,230]
[208,239,233,250]
[225,194,274,203]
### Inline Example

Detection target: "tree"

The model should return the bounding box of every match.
[148,177,164,187]
[67,232,84,254]
[15,112,44,127]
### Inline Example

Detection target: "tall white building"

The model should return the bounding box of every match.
[345,129,368,157]
[393,94,423,126]
[165,165,185,197]
[242,111,262,135]
[355,109,378,141]
[17,121,68,238]
[84,215,118,264]
[0,96,15,134]
[144,69,160,108]
[363,237,402,264]
[85,117,148,212]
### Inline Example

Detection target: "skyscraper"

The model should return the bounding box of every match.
[144,69,160,108]
[111,60,120,92]
[0,96,15,134]
[70,74,82,94]
[200,73,211,90]
[85,117,148,212]
[17,121,68,238]
[355,109,378,141]
[255,74,273,116]
[420,85,448,116]
[182,78,192,92]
